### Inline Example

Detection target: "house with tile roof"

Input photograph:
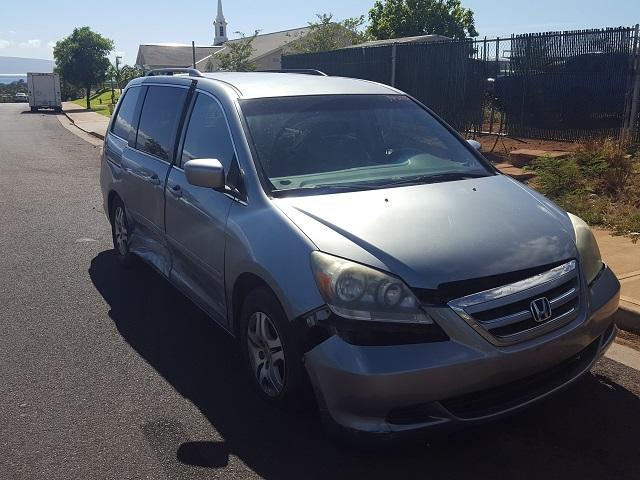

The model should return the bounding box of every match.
[135,44,222,70]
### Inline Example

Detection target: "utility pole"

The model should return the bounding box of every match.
[390,43,397,87]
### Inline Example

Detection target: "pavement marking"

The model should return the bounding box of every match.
[621,296,640,307]
[75,238,97,243]
[605,342,640,371]
[618,269,640,281]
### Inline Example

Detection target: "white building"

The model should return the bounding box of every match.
[136,0,310,71]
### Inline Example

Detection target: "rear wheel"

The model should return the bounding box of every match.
[30,106,37,113]
[110,197,135,268]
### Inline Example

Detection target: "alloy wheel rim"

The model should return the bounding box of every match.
[247,311,286,397]
[114,207,129,256]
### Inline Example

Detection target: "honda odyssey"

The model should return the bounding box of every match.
[100,69,620,439]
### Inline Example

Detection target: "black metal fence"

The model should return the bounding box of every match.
[283,26,640,142]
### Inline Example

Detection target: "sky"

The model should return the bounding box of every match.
[0,0,639,66]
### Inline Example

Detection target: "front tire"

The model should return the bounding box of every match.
[110,197,135,268]
[240,287,310,408]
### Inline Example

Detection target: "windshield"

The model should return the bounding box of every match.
[240,95,492,195]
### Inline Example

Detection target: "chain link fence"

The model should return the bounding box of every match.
[283,26,640,142]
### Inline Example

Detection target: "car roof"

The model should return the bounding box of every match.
[198,72,401,99]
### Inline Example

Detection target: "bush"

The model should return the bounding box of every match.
[528,156,583,197]
[573,139,634,200]
[526,139,640,241]
[555,193,609,225]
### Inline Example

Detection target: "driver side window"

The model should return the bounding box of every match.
[180,93,235,172]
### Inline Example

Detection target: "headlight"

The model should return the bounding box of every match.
[310,251,432,324]
[568,213,603,284]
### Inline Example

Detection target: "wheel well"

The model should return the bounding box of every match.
[231,273,274,337]
[107,191,121,221]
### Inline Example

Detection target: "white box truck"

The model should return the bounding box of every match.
[27,72,62,112]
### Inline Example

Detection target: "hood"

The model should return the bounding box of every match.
[274,175,578,291]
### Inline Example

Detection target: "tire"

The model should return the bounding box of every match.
[30,106,37,113]
[240,287,311,409]
[110,197,136,268]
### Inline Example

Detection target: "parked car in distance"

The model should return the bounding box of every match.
[100,69,620,441]
[13,92,29,103]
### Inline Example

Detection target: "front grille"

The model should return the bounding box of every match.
[440,338,599,419]
[412,260,567,305]
[448,260,581,346]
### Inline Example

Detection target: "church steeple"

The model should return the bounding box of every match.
[214,0,228,46]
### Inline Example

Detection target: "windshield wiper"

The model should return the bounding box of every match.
[381,171,491,187]
[271,172,492,196]
[272,182,382,197]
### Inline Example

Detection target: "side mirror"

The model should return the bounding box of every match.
[467,139,482,152]
[184,158,225,190]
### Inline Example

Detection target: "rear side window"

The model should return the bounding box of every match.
[111,87,141,140]
[180,93,235,170]
[136,86,188,161]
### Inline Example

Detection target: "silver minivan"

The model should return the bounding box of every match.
[100,69,620,439]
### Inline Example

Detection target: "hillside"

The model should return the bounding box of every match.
[0,56,54,74]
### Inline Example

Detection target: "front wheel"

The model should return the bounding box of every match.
[240,287,311,407]
[110,198,135,268]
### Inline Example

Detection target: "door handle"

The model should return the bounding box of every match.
[169,184,183,198]
[147,173,161,185]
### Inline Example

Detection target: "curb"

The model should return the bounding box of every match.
[61,109,106,140]
[613,302,640,336]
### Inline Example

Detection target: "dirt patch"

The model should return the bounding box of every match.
[472,134,582,164]
[615,329,640,353]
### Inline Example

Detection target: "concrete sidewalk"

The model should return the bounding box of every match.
[593,229,640,333]
[61,102,109,140]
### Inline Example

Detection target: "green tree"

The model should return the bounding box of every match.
[217,31,259,72]
[0,80,28,96]
[367,0,478,40]
[121,65,145,86]
[288,13,369,54]
[53,27,114,109]
[109,64,144,89]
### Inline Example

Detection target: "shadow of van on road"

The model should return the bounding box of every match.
[89,249,640,480]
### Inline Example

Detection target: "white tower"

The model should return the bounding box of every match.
[214,0,228,46]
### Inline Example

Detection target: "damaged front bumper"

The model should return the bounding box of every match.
[303,266,620,437]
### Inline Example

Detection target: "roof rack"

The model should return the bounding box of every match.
[146,68,203,77]
[258,69,328,76]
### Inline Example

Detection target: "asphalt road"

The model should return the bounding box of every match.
[1,103,639,480]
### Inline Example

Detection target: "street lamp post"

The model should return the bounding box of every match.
[112,56,122,104]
